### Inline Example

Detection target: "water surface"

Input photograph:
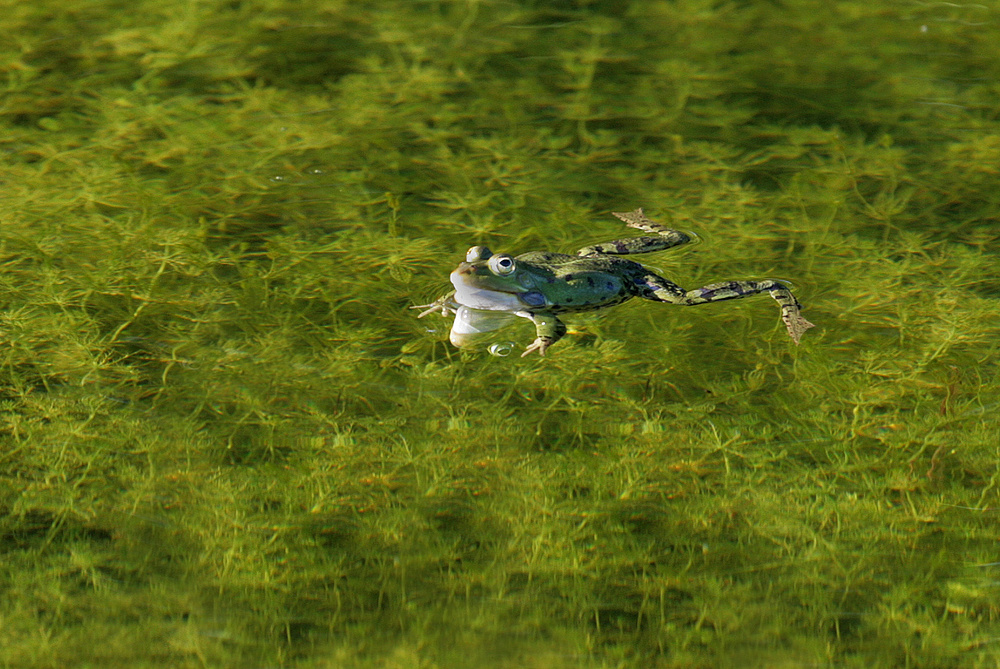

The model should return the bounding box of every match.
[2,1,998,667]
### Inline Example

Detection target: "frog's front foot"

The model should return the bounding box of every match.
[521,336,556,357]
[520,312,567,357]
[411,294,457,319]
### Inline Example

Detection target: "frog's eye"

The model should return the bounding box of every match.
[488,254,516,276]
[466,246,492,263]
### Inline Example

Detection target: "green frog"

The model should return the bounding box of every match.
[415,208,814,356]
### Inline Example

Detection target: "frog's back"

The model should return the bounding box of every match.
[515,251,578,265]
[515,250,642,312]
[516,250,642,273]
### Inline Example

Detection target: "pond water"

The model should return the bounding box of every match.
[2,1,998,667]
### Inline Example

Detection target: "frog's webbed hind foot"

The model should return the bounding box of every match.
[641,277,815,344]
[577,208,691,256]
[775,295,815,344]
[611,208,663,233]
[710,281,814,344]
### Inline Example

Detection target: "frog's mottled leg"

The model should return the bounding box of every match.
[639,276,815,344]
[518,311,567,357]
[577,208,691,256]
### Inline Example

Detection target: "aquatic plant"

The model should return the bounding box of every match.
[2,0,998,667]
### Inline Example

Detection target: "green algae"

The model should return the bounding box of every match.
[2,0,1000,667]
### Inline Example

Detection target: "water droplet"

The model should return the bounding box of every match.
[309,168,325,175]
[488,342,515,357]
[270,175,286,182]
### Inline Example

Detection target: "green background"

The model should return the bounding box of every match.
[2,0,999,666]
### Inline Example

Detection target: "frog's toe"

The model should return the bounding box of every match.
[521,337,553,357]
[784,312,816,344]
[411,297,454,318]
[411,304,436,318]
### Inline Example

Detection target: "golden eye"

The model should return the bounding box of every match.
[488,254,516,276]
[466,246,492,263]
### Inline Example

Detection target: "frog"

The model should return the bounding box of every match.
[414,208,814,356]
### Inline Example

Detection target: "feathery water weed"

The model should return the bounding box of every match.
[3,0,1000,667]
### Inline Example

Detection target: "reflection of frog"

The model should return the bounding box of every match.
[416,208,814,356]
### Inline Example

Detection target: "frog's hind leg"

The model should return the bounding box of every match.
[640,275,815,344]
[577,208,691,256]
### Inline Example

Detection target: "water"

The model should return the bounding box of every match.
[2,1,998,667]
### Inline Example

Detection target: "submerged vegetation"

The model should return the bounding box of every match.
[1,0,999,666]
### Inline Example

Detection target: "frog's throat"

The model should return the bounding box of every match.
[451,276,530,312]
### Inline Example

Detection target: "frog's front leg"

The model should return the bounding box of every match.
[518,310,568,357]
[412,292,458,318]
[639,275,815,344]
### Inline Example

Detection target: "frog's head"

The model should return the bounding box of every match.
[450,246,548,311]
